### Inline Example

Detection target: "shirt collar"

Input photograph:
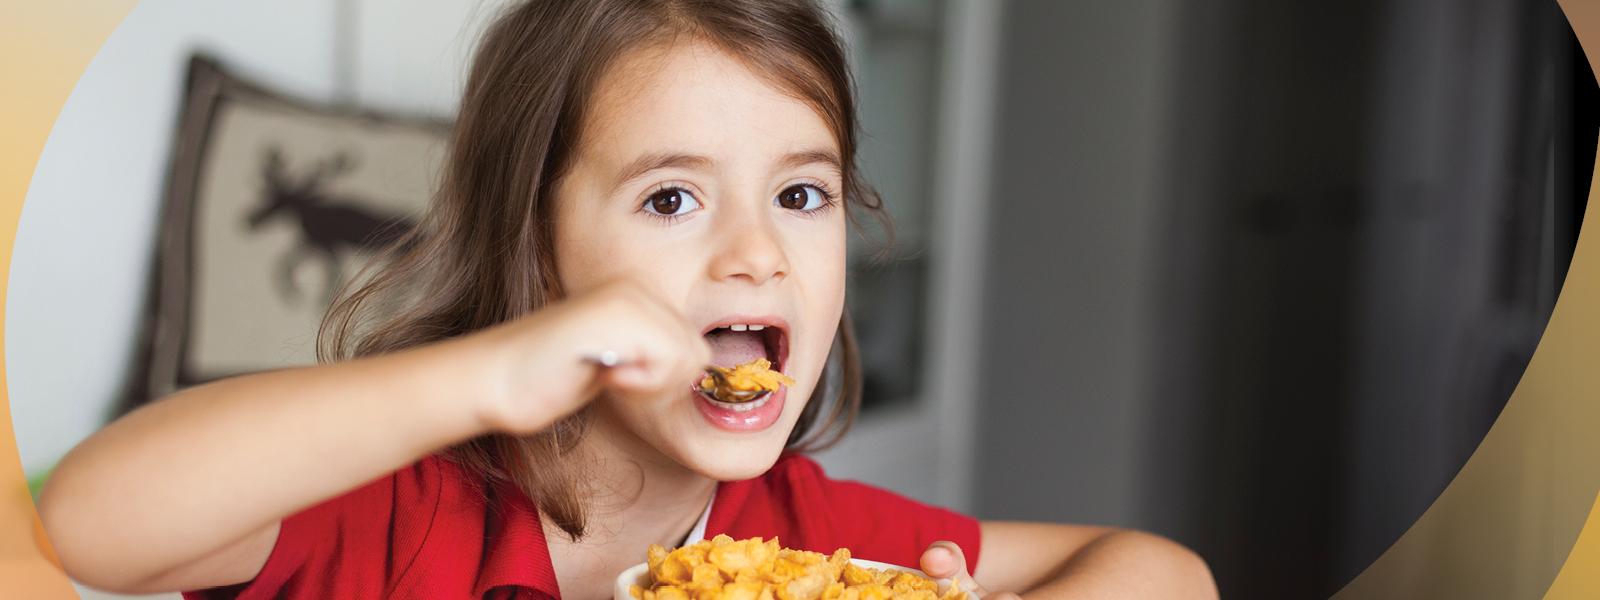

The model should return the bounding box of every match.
[683,493,714,543]
[472,479,722,600]
[474,480,562,600]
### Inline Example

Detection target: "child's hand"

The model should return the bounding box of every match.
[472,278,711,435]
[920,541,1022,600]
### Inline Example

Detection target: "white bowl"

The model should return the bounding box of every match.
[614,558,929,600]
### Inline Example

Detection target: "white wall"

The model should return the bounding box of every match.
[351,0,513,116]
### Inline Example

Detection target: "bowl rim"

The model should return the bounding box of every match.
[614,558,939,600]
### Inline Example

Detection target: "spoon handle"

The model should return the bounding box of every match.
[580,351,629,367]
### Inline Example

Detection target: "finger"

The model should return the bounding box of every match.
[919,541,964,579]
[594,340,669,391]
[601,340,700,395]
[920,541,988,596]
[657,306,711,372]
[601,361,662,390]
[675,329,712,384]
[632,297,707,374]
[686,328,712,368]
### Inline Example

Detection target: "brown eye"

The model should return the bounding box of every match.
[777,184,824,210]
[642,187,700,217]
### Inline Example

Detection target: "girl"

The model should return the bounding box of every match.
[39,1,1216,598]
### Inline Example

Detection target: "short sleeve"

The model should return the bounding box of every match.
[182,458,445,600]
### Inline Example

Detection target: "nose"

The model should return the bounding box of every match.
[708,206,790,286]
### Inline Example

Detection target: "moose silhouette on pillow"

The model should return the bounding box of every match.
[249,146,416,305]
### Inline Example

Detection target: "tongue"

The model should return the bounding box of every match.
[705,330,767,368]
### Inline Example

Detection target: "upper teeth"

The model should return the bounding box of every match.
[727,324,765,331]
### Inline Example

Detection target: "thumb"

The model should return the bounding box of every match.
[919,541,1015,600]
[601,359,666,391]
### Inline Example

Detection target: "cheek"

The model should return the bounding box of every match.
[552,192,699,297]
[791,222,848,355]
[812,221,848,311]
[551,194,610,293]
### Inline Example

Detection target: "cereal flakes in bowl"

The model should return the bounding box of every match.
[615,535,967,600]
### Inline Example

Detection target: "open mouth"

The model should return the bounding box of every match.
[699,319,788,409]
[702,320,787,373]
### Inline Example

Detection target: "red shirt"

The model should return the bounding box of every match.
[183,453,981,600]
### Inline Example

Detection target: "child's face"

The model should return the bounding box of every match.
[553,40,848,480]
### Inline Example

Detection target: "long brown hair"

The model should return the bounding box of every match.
[318,0,885,540]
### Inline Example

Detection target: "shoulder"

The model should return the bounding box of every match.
[709,453,982,572]
[289,453,478,541]
[183,454,483,600]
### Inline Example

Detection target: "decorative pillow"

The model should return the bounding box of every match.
[117,55,449,415]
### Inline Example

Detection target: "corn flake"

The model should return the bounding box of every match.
[701,359,796,394]
[631,535,966,600]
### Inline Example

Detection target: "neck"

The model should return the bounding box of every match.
[540,404,714,599]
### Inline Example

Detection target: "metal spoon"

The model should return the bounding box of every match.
[580,353,771,404]
[699,365,771,404]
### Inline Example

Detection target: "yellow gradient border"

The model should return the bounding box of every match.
[2,1,1599,598]
[1333,1,1600,597]
[1,1,138,598]
[1537,5,1600,598]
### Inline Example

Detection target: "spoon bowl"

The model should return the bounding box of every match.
[700,365,772,404]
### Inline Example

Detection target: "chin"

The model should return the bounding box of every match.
[668,374,818,481]
[678,433,792,481]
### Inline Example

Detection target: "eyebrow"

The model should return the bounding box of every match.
[775,148,843,174]
[612,152,715,189]
[609,148,843,192]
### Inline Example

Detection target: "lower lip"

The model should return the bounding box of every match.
[694,386,787,432]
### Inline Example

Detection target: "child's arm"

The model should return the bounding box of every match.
[37,279,708,594]
[921,523,1217,599]
[39,336,490,593]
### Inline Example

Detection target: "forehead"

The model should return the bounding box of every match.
[577,40,839,169]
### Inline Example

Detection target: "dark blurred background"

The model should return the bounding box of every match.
[971,0,1591,598]
[10,1,1592,599]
